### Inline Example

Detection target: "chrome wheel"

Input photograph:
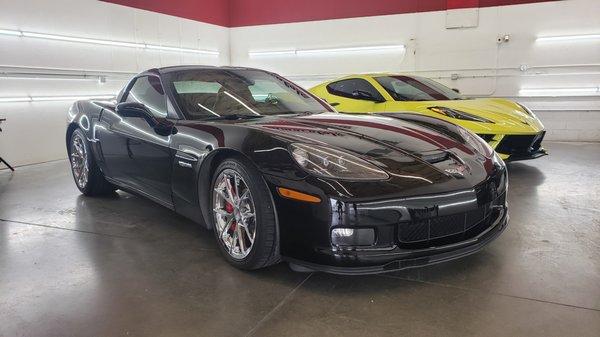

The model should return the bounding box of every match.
[213,169,256,260]
[70,133,89,189]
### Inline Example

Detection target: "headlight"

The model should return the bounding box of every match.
[457,127,493,157]
[290,143,389,180]
[492,151,505,169]
[428,106,493,123]
[516,102,537,117]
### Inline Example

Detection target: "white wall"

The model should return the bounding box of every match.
[1,0,599,169]
[0,0,229,167]
[230,0,600,142]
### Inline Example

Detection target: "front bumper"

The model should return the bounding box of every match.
[504,148,547,162]
[269,167,509,275]
[286,206,508,275]
[485,131,548,162]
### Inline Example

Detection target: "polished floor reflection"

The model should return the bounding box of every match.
[1,142,599,337]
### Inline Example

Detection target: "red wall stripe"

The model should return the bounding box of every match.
[229,0,557,27]
[100,0,231,27]
[448,0,480,10]
[101,0,558,28]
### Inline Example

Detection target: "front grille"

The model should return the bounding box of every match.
[397,190,505,249]
[495,131,545,155]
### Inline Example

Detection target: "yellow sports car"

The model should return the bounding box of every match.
[310,74,547,161]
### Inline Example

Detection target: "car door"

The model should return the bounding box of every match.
[323,78,388,113]
[98,75,174,206]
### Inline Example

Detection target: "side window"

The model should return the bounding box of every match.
[326,78,384,101]
[125,76,167,117]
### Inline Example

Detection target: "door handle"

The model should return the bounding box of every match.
[330,102,340,107]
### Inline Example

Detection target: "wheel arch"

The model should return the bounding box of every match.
[197,148,256,229]
[196,147,280,258]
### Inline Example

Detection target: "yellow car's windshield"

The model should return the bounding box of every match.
[375,76,464,101]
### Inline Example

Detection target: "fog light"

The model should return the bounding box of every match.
[331,228,375,246]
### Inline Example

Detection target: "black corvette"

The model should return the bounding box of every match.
[66,66,508,274]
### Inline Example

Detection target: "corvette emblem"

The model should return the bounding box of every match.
[444,164,468,177]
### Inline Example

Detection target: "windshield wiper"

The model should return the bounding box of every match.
[205,114,264,121]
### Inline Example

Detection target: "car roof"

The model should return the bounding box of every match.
[343,73,418,79]
[154,65,266,74]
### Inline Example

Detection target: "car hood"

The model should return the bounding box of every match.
[246,113,496,194]
[249,113,474,156]
[387,98,544,133]
[177,113,500,198]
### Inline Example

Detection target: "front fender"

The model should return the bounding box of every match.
[66,100,108,162]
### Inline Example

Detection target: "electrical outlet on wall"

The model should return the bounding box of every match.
[497,34,511,44]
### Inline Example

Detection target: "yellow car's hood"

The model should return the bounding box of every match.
[387,98,544,134]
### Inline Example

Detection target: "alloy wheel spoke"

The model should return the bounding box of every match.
[234,174,241,201]
[229,232,237,254]
[239,188,250,203]
[241,211,255,222]
[221,217,234,239]
[225,175,237,203]
[214,187,234,205]
[243,225,254,244]
[213,208,232,218]
[237,226,246,253]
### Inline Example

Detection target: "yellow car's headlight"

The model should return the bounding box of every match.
[516,102,537,118]
[428,106,494,123]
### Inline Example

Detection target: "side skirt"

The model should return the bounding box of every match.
[105,176,175,210]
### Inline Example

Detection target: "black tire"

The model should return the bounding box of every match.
[210,158,280,270]
[69,128,116,196]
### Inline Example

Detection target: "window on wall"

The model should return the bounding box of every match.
[125,76,167,117]
[326,78,384,101]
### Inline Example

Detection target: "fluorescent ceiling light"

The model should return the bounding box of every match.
[0,28,219,56]
[519,87,599,96]
[32,95,115,101]
[22,31,145,48]
[248,44,405,57]
[0,95,114,103]
[0,29,23,36]
[536,34,600,42]
[145,44,219,55]
[0,74,105,81]
[297,45,405,55]
[0,97,32,102]
[248,50,296,57]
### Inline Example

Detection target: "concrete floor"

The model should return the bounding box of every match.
[0,141,599,337]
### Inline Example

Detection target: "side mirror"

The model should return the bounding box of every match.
[452,88,461,94]
[352,90,385,103]
[116,102,158,127]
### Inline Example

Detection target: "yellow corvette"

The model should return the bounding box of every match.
[310,74,547,161]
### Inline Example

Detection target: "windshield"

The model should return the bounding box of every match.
[165,69,332,119]
[374,76,463,101]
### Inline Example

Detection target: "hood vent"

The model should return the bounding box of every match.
[419,150,449,164]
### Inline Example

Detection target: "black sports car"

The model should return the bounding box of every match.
[66,66,508,274]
